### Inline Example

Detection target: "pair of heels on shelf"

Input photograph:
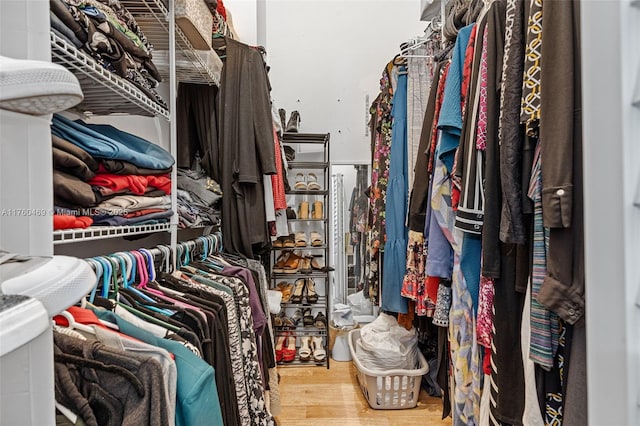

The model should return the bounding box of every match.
[275,333,297,362]
[273,251,333,274]
[298,336,326,362]
[274,334,326,363]
[273,232,323,248]
[276,279,316,304]
[274,308,327,328]
[297,201,323,219]
[290,278,318,304]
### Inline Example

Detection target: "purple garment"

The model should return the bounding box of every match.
[222,265,267,336]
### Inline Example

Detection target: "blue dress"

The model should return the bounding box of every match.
[381,69,409,314]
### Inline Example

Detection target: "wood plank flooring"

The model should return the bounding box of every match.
[274,360,451,425]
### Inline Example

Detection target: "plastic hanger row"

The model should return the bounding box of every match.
[83,233,223,304]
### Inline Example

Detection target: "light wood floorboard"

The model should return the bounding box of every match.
[274,360,452,425]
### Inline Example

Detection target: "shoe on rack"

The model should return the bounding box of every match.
[275,334,286,362]
[284,145,296,162]
[282,234,296,249]
[302,308,314,327]
[285,110,301,133]
[305,278,319,304]
[298,201,309,219]
[286,207,297,220]
[299,336,312,362]
[294,232,308,247]
[283,251,303,274]
[278,108,287,133]
[312,201,323,219]
[294,173,307,190]
[0,55,83,115]
[310,231,323,247]
[314,312,327,329]
[273,236,284,248]
[311,336,326,362]
[290,308,304,326]
[273,251,290,273]
[307,173,321,191]
[0,250,96,316]
[299,255,312,274]
[310,256,334,272]
[282,334,296,362]
[290,278,306,304]
[276,281,294,303]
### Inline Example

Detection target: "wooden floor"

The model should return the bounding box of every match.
[274,360,451,425]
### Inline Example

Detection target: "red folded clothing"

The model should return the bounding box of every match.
[54,214,93,230]
[88,173,171,196]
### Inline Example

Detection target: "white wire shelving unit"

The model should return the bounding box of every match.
[120,0,222,85]
[50,0,221,248]
[53,224,173,244]
[50,32,170,118]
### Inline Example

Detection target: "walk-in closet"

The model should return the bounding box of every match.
[0,0,638,425]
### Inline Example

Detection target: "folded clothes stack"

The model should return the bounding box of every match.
[51,114,175,230]
[49,0,166,107]
[176,168,222,229]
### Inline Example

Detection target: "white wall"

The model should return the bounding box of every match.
[226,0,259,45]
[582,1,640,424]
[251,0,424,163]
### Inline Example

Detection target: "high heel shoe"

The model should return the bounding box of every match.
[275,335,286,362]
[299,255,312,273]
[282,334,297,362]
[306,278,319,304]
[276,281,294,303]
[283,251,302,274]
[290,278,306,304]
[299,336,312,362]
[273,251,291,273]
[311,336,326,362]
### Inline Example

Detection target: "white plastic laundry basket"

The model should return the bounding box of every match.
[348,329,429,410]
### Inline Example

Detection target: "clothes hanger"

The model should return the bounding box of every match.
[103,257,120,299]
[159,245,173,273]
[139,248,157,282]
[59,310,96,335]
[93,256,113,300]
[85,259,103,305]
[109,253,129,290]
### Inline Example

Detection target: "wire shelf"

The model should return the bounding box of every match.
[286,190,328,196]
[271,245,328,251]
[272,272,329,279]
[282,133,330,145]
[287,162,330,169]
[50,32,169,118]
[53,223,172,244]
[120,0,222,85]
[274,326,328,335]
[278,296,328,308]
